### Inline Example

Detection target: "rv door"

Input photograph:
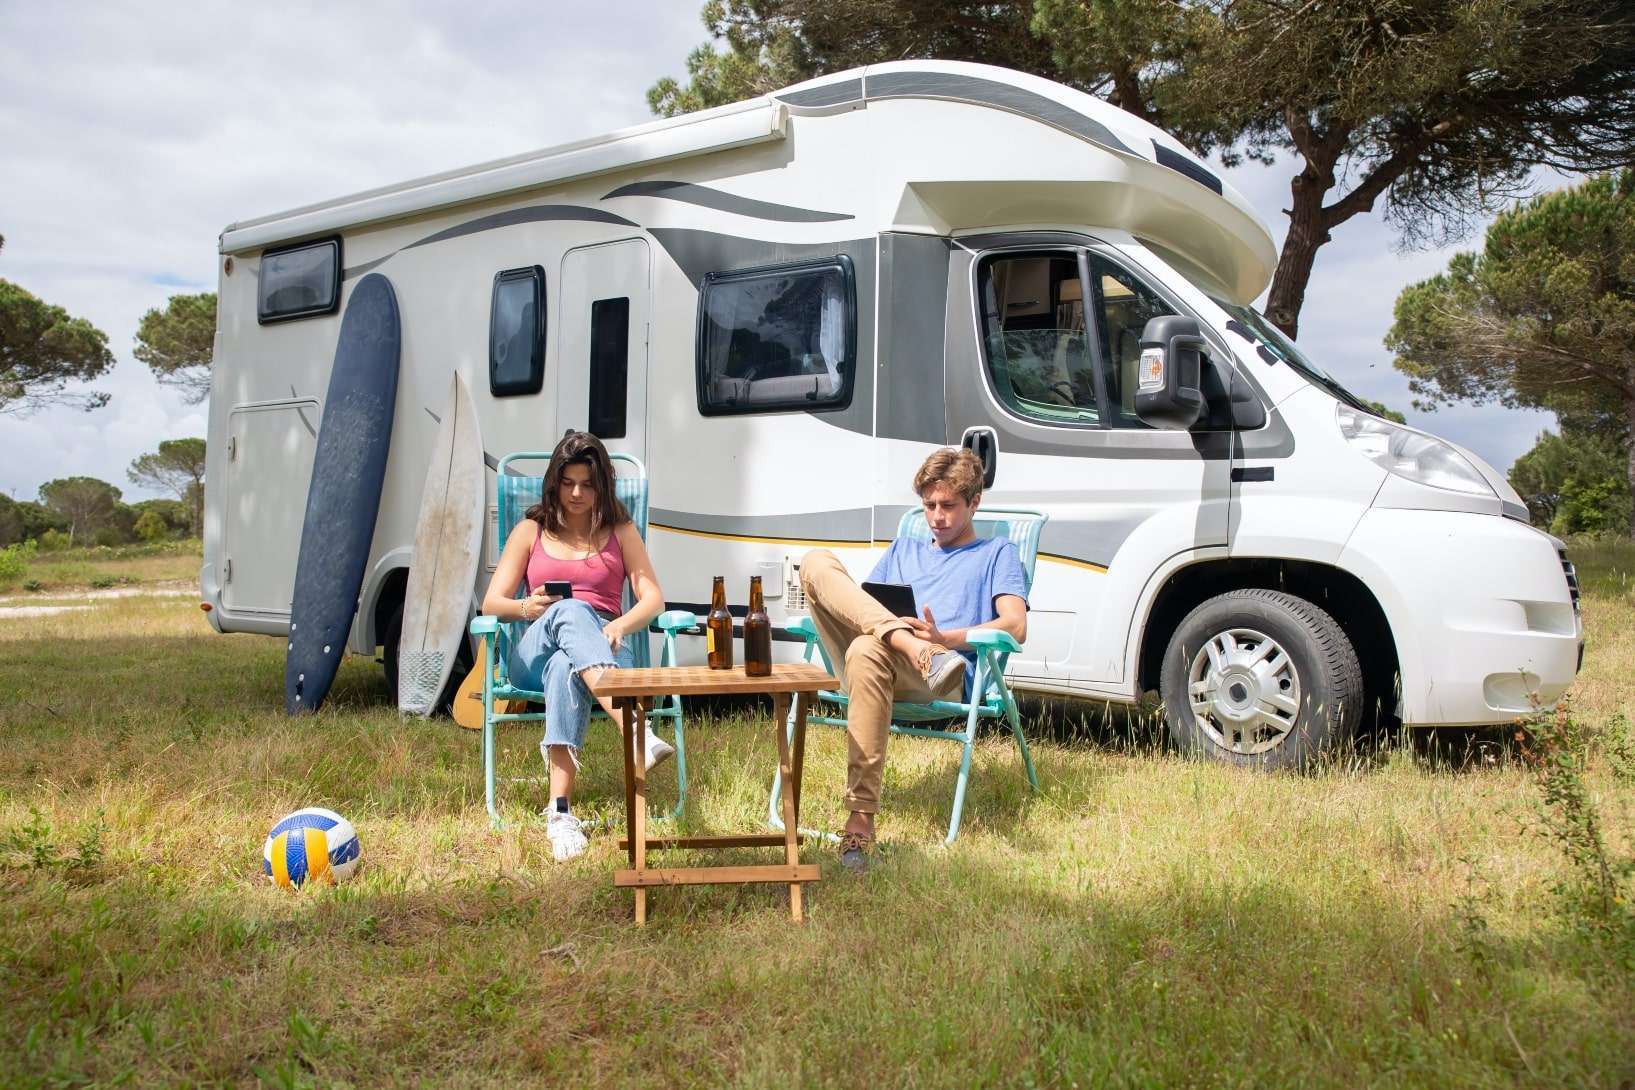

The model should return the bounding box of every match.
[947,243,1230,685]
[555,238,651,465]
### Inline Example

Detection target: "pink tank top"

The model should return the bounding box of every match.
[525,524,626,616]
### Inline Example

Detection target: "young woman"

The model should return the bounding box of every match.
[481,432,670,861]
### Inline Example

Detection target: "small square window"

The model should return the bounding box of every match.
[696,256,855,416]
[490,267,545,397]
[257,237,341,323]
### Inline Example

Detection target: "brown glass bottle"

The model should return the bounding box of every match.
[744,576,772,677]
[706,576,733,670]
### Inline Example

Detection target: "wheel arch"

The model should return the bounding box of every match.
[1135,557,1400,727]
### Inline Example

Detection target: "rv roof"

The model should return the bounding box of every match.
[221,60,1274,299]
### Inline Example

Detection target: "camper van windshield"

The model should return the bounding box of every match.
[1209,298,1370,412]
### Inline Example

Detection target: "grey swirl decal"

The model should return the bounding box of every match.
[603,180,853,223]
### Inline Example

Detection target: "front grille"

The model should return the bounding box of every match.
[1559,548,1581,613]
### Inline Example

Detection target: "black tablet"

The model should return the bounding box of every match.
[862,581,918,618]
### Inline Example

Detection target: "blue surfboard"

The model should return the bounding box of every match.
[285,273,400,714]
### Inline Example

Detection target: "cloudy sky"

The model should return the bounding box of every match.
[0,1,1556,503]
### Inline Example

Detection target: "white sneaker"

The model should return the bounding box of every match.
[641,727,676,773]
[545,809,588,862]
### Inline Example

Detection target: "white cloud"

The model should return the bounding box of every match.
[0,2,1564,502]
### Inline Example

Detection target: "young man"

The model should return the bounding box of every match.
[799,448,1028,870]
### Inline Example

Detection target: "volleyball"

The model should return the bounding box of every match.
[262,807,361,889]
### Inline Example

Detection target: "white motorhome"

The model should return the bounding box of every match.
[205,60,1582,766]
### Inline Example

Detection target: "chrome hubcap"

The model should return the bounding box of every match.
[1187,627,1301,755]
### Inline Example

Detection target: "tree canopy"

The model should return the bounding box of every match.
[650,0,1635,337]
[128,438,206,536]
[134,292,216,404]
[0,494,66,547]
[0,277,115,415]
[38,476,122,546]
[1388,170,1635,533]
[1508,427,1630,533]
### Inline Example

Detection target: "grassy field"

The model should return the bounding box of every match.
[1,541,1631,1087]
[0,540,200,595]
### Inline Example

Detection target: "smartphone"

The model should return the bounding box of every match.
[543,580,574,599]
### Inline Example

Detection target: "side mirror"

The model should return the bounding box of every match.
[1135,316,1208,430]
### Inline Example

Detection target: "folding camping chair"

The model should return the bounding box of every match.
[770,507,1046,844]
[470,452,696,829]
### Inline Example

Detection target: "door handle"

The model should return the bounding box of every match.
[960,426,998,489]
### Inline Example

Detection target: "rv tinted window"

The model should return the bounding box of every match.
[977,252,1100,426]
[697,256,855,415]
[489,267,545,397]
[257,237,341,323]
[587,296,629,439]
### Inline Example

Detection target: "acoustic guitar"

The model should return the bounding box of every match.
[451,640,531,730]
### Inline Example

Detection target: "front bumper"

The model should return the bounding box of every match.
[1339,509,1582,726]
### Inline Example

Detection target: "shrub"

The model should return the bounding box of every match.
[88,574,116,589]
[35,529,70,552]
[133,510,169,543]
[0,539,38,585]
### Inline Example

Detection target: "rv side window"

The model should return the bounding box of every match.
[489,267,545,397]
[696,256,855,416]
[257,237,341,324]
[587,296,629,439]
[977,252,1100,426]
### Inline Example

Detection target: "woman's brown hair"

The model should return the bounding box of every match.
[525,431,630,536]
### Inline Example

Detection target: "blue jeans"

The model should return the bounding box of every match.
[506,599,634,756]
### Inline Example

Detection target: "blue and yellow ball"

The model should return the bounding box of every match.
[262,807,360,889]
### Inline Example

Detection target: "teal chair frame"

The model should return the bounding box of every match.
[470,452,697,829]
[770,507,1047,844]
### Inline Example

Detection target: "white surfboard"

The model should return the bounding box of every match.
[398,372,485,716]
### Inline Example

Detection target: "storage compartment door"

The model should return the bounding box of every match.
[223,399,320,614]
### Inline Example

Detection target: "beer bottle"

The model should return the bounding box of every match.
[706,576,733,670]
[744,575,772,677]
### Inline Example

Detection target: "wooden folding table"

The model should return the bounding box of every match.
[589,662,834,925]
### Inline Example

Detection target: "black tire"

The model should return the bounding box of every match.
[378,600,472,717]
[1158,588,1363,770]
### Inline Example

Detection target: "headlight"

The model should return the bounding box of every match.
[1336,405,1493,496]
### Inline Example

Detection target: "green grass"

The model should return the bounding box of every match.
[0,540,201,594]
[1,545,1631,1087]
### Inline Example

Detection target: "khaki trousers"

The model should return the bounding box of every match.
[800,549,963,814]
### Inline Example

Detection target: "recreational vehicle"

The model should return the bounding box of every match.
[204,60,1582,766]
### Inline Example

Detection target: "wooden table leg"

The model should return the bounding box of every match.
[618,698,638,869]
[772,692,802,922]
[630,697,649,925]
[790,691,810,820]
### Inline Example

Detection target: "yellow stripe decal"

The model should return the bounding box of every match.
[1038,552,1109,574]
[655,524,1108,572]
[271,833,291,887]
[303,828,331,885]
[652,523,872,549]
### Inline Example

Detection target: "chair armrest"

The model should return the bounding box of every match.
[470,615,499,637]
[655,609,698,632]
[784,616,818,638]
[967,629,1021,654]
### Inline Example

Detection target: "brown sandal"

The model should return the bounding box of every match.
[837,831,874,872]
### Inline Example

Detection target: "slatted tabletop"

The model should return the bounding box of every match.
[589,662,834,699]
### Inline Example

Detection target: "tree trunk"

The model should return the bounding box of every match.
[1263,169,1332,341]
[1626,375,1635,539]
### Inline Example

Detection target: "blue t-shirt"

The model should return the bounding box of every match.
[868,535,1029,698]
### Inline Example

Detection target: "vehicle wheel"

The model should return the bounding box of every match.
[380,600,403,703]
[380,599,473,716]
[1159,588,1363,770]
